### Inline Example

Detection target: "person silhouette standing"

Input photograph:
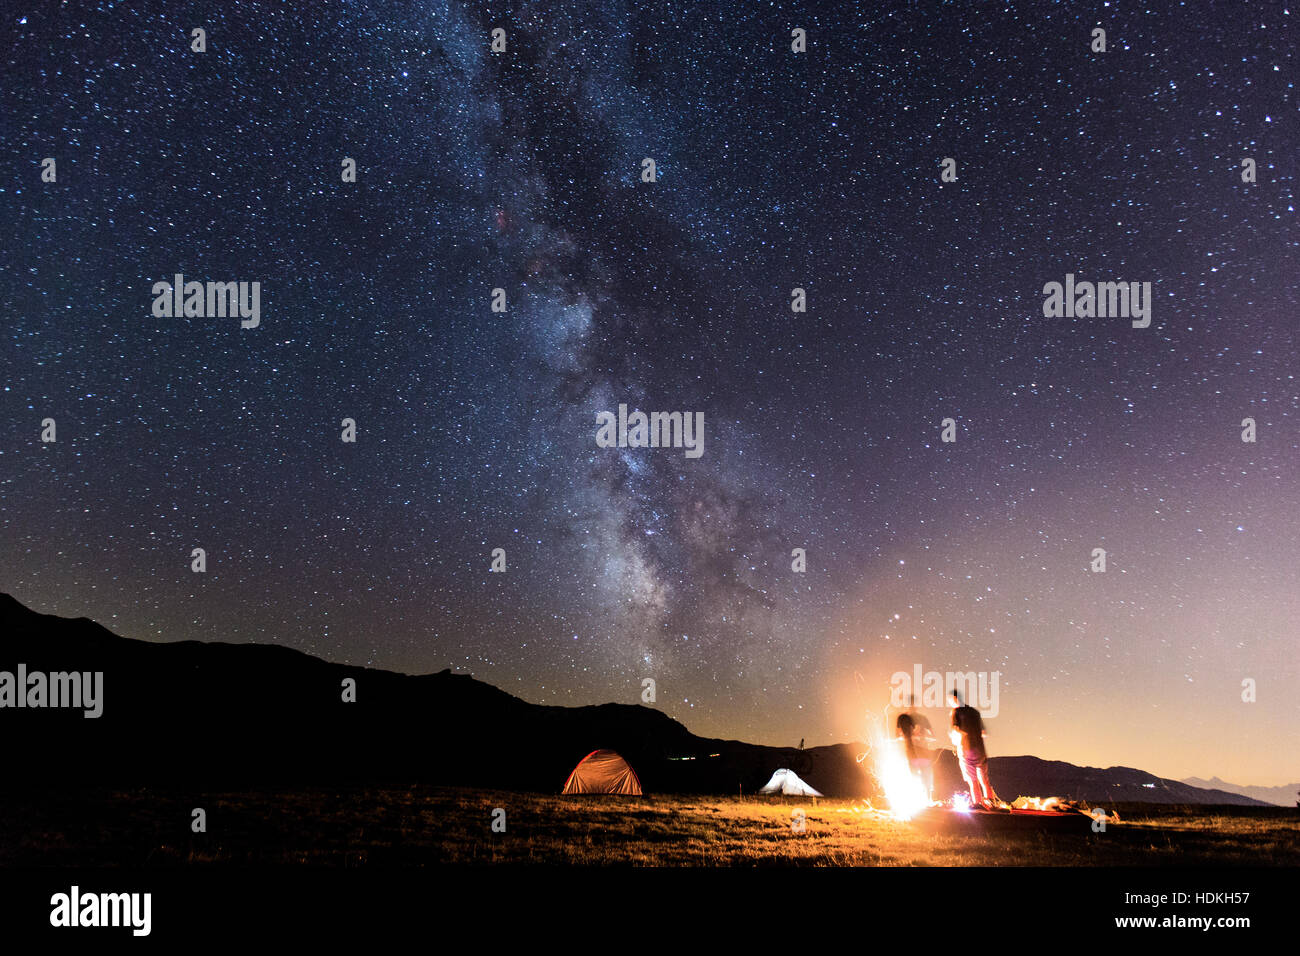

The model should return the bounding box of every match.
[949,689,1000,809]
[896,694,938,803]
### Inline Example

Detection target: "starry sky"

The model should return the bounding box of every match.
[2,1,1297,786]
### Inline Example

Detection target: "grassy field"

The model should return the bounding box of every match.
[3,786,1297,866]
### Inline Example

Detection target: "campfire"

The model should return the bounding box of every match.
[860,707,930,819]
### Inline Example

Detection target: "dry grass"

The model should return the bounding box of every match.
[2,786,1296,866]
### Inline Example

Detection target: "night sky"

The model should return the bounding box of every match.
[2,2,1296,786]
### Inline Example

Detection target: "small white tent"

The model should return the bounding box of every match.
[758,768,822,796]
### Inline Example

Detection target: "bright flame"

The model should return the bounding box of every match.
[952,793,972,814]
[864,708,929,820]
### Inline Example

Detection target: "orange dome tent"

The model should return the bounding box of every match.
[561,749,643,795]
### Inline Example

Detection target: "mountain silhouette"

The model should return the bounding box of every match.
[1181,776,1300,807]
[0,593,1268,804]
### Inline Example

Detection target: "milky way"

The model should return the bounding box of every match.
[2,1,1297,785]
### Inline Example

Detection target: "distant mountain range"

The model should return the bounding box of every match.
[1182,777,1299,807]
[0,593,1271,805]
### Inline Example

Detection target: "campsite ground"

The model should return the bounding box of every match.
[3,786,1297,866]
